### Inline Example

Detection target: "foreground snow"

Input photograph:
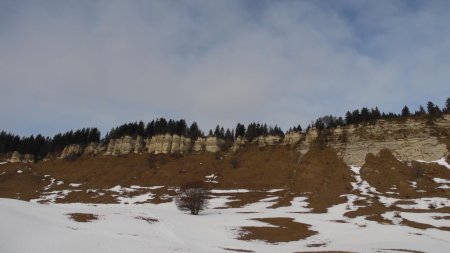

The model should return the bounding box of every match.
[1,196,450,253]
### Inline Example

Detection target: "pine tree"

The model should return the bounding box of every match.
[235,123,246,139]
[188,122,201,140]
[401,106,411,117]
[446,97,450,113]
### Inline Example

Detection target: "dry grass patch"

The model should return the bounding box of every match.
[295,251,354,253]
[67,213,98,222]
[378,249,426,253]
[135,216,158,224]
[221,248,255,252]
[237,217,317,243]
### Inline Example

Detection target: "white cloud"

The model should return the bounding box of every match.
[0,0,449,136]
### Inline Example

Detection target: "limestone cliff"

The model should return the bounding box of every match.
[8,116,448,165]
[316,116,450,166]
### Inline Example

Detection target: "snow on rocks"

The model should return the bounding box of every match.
[350,166,381,196]
[205,174,218,184]
[417,157,450,169]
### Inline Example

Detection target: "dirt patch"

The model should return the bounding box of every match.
[306,243,327,247]
[289,144,354,213]
[401,219,450,232]
[224,192,278,208]
[360,149,450,199]
[378,248,426,253]
[237,217,317,243]
[135,216,158,224]
[294,251,354,253]
[1,146,302,203]
[433,215,450,220]
[67,213,98,222]
[221,248,255,252]
[0,163,48,200]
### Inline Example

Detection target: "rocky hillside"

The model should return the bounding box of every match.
[7,115,448,166]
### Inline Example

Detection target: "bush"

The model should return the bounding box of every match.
[175,181,209,215]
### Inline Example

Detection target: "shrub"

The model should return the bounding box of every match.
[175,181,209,215]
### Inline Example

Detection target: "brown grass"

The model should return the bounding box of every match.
[291,144,353,213]
[221,248,255,252]
[67,213,98,222]
[135,216,158,224]
[237,217,317,243]
[361,149,450,199]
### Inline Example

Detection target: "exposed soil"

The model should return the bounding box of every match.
[67,213,98,222]
[221,248,255,253]
[291,144,353,213]
[135,216,159,224]
[294,251,354,253]
[0,146,303,203]
[378,249,426,253]
[0,162,47,200]
[237,217,317,243]
[360,149,450,199]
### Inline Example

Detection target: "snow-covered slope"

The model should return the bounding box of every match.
[1,195,450,253]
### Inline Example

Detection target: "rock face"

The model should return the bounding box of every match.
[231,136,246,152]
[23,154,35,163]
[205,136,225,152]
[59,144,82,159]
[9,151,22,163]
[322,117,450,166]
[105,139,116,155]
[284,131,303,146]
[134,136,144,154]
[9,152,35,163]
[145,134,193,154]
[193,138,206,152]
[84,142,100,155]
[46,115,450,163]
[255,135,282,148]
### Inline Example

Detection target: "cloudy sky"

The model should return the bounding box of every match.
[1,0,450,136]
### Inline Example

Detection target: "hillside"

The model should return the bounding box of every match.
[1,116,450,252]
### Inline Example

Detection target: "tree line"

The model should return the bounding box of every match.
[311,98,450,130]
[1,98,449,160]
[0,128,100,159]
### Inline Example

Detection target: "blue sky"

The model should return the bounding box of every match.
[1,0,449,136]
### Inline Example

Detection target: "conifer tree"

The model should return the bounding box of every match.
[401,106,411,117]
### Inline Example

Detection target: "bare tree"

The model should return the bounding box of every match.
[175,181,209,215]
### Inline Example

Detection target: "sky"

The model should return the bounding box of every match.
[1,0,450,137]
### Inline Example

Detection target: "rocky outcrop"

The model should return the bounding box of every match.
[161,134,173,154]
[193,138,206,152]
[205,136,225,152]
[104,139,116,155]
[9,151,22,163]
[8,151,35,163]
[284,131,303,146]
[322,117,450,166]
[255,135,282,148]
[84,142,101,155]
[59,144,82,159]
[23,154,35,163]
[231,136,246,152]
[134,136,144,154]
[180,136,192,153]
[145,134,193,154]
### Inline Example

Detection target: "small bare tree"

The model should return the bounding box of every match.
[175,181,209,215]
